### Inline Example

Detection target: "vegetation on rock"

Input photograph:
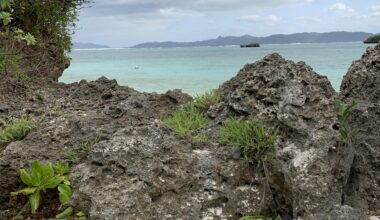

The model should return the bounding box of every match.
[364,34,380,44]
[194,90,221,111]
[0,0,89,78]
[217,118,278,163]
[163,104,207,139]
[0,117,35,149]
[335,100,357,141]
[11,161,73,218]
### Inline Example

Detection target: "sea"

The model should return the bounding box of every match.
[60,42,370,96]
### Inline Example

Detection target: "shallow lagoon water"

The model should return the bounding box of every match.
[61,42,369,95]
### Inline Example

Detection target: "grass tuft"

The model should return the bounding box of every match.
[0,118,35,147]
[163,104,207,138]
[217,118,277,163]
[194,90,221,110]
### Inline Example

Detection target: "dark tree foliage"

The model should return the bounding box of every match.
[1,0,90,51]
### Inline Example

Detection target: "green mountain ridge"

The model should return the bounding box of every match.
[132,31,373,48]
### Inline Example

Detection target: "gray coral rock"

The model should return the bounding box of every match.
[70,122,263,220]
[341,44,380,213]
[217,53,367,219]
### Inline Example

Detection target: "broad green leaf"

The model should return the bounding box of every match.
[42,163,54,180]
[76,211,86,217]
[19,169,32,185]
[29,191,41,214]
[44,176,65,189]
[58,184,72,205]
[56,207,73,219]
[10,187,37,196]
[273,215,283,220]
[63,178,71,186]
[0,12,12,25]
[31,161,43,186]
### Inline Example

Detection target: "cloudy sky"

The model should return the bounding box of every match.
[73,0,380,47]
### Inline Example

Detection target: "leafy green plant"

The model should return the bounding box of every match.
[217,118,278,163]
[240,215,282,220]
[163,104,207,138]
[0,118,35,148]
[335,100,357,141]
[194,90,221,110]
[11,161,73,218]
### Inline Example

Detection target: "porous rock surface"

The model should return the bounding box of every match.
[341,44,380,213]
[1,47,379,219]
[0,77,263,219]
[212,53,367,219]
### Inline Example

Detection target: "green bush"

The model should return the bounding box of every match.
[364,34,380,44]
[0,118,35,147]
[217,118,277,163]
[194,90,221,110]
[11,161,73,218]
[163,104,207,138]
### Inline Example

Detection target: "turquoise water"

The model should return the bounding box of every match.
[61,42,369,95]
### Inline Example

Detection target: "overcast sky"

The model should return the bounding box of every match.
[73,0,380,47]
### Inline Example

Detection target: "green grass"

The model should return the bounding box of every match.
[163,104,207,138]
[79,136,100,154]
[0,118,35,147]
[64,151,79,164]
[194,90,221,110]
[35,93,44,104]
[217,118,278,163]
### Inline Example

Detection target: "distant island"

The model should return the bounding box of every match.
[364,34,380,44]
[132,31,372,48]
[73,42,110,49]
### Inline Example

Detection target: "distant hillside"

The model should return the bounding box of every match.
[73,42,110,49]
[132,32,372,48]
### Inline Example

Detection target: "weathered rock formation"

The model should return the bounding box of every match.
[0,46,379,219]
[341,44,380,213]
[0,77,263,219]
[212,53,366,219]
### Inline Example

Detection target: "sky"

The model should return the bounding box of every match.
[73,0,380,47]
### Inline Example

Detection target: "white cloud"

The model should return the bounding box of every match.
[240,15,280,24]
[90,0,314,15]
[327,3,354,14]
[158,8,202,17]
[371,5,380,16]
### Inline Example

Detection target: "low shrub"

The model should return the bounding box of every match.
[0,118,35,147]
[163,104,207,138]
[217,118,278,163]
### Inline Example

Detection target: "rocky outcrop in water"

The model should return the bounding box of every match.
[341,44,380,213]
